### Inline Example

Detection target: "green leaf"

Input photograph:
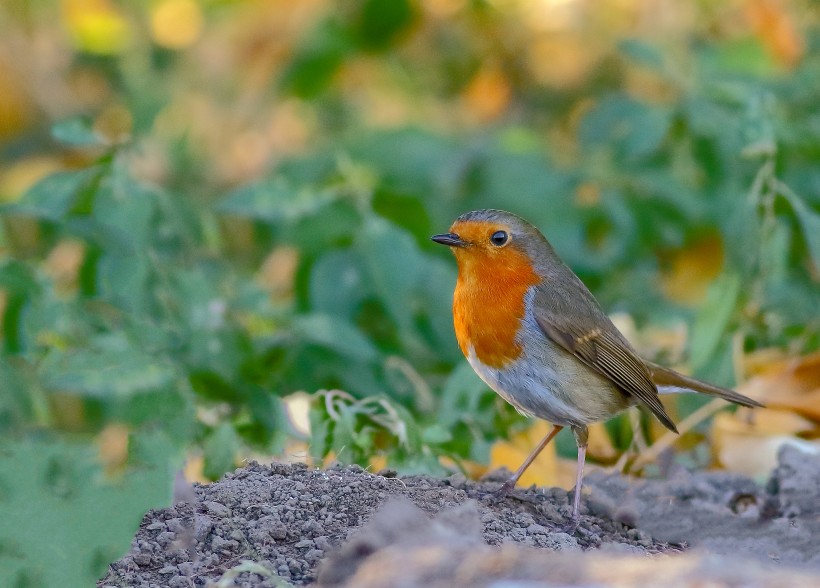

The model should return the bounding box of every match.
[308,397,333,461]
[39,338,176,399]
[372,188,431,241]
[309,249,370,319]
[0,358,43,433]
[0,260,40,353]
[280,199,361,256]
[217,178,339,224]
[51,117,104,147]
[689,273,741,371]
[89,170,155,295]
[93,163,158,250]
[618,39,664,71]
[279,18,353,98]
[0,259,38,298]
[0,434,174,588]
[415,257,458,356]
[203,423,240,480]
[438,362,489,429]
[347,129,459,206]
[189,371,243,402]
[719,191,761,274]
[242,388,289,451]
[786,195,820,270]
[699,37,775,78]
[579,94,672,161]
[352,0,415,51]
[739,93,778,159]
[291,313,379,362]
[3,168,97,221]
[96,253,152,313]
[357,215,423,333]
[169,267,250,381]
[421,424,451,445]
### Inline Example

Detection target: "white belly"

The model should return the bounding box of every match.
[465,337,630,428]
[465,345,582,426]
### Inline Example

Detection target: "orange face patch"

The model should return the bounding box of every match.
[450,220,540,368]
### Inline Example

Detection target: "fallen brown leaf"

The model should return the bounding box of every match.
[712,409,817,477]
[739,351,820,422]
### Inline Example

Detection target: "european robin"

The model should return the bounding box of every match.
[432,209,763,523]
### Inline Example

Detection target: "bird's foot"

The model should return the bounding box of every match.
[496,478,516,497]
[554,512,596,538]
[557,512,580,535]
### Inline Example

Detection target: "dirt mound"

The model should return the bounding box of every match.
[99,446,820,587]
[585,445,820,567]
[318,498,820,588]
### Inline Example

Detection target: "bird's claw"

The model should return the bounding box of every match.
[557,513,580,534]
[496,478,516,496]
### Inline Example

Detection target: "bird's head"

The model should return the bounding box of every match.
[432,209,551,278]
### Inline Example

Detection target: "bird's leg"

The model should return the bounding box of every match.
[497,424,563,495]
[569,425,589,525]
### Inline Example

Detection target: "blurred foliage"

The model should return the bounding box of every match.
[0,433,174,587]
[1,0,820,584]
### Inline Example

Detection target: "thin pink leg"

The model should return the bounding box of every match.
[498,424,563,494]
[571,442,587,520]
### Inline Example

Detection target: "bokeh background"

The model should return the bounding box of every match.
[1,0,819,585]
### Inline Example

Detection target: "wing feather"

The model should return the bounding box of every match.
[535,314,678,433]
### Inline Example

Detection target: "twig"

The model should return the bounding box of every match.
[322,389,354,421]
[631,398,726,470]
[614,409,647,473]
[385,355,435,413]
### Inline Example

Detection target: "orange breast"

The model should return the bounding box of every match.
[453,248,541,369]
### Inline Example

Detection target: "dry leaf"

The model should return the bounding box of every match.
[587,422,617,462]
[462,66,511,123]
[367,454,387,473]
[184,454,209,484]
[713,351,820,478]
[439,456,488,480]
[49,392,86,432]
[660,235,724,305]
[554,457,578,491]
[0,57,36,138]
[45,240,85,295]
[284,392,312,435]
[739,351,820,422]
[0,156,64,202]
[745,0,804,68]
[488,420,558,488]
[527,34,595,89]
[713,410,818,477]
[257,246,299,300]
[150,0,204,50]
[97,422,130,475]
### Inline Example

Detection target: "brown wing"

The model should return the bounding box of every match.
[534,305,678,434]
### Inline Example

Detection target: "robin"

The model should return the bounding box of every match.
[432,209,763,523]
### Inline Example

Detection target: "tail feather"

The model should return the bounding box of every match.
[645,361,765,409]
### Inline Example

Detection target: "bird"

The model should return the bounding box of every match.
[431,209,763,523]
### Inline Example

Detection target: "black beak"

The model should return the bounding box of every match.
[431,233,467,247]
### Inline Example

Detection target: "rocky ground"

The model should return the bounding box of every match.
[100,445,820,587]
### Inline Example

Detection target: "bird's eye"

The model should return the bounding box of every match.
[490,230,508,246]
